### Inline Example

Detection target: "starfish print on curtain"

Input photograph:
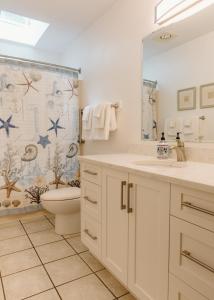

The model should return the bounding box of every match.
[0,175,21,198]
[64,79,78,99]
[0,115,18,137]
[37,135,51,149]
[17,72,39,96]
[49,172,66,189]
[48,118,65,136]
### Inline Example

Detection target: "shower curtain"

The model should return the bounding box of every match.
[142,81,158,140]
[0,60,79,216]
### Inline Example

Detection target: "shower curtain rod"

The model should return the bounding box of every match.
[144,79,158,86]
[0,54,81,74]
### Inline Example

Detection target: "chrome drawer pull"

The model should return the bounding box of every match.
[121,181,127,210]
[127,183,133,214]
[83,170,98,176]
[84,229,97,240]
[181,250,214,274]
[181,201,214,217]
[84,196,98,205]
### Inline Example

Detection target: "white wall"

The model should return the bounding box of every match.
[144,30,214,142]
[63,0,159,154]
[0,40,61,64]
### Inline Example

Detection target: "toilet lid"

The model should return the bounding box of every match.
[41,187,81,201]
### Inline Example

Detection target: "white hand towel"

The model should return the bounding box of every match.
[110,107,117,131]
[82,106,93,130]
[93,104,106,129]
[92,103,111,140]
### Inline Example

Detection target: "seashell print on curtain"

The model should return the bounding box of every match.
[0,62,80,216]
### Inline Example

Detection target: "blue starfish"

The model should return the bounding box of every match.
[47,118,65,136]
[0,115,18,137]
[37,135,51,149]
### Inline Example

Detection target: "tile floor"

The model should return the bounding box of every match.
[0,212,136,300]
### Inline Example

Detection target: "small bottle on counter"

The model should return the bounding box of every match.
[157,132,169,159]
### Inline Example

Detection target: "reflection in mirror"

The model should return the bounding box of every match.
[142,4,214,142]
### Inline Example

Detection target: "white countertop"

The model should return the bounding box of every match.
[79,153,214,193]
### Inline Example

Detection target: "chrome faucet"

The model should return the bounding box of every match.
[171,133,187,162]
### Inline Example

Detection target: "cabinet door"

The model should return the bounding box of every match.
[128,174,170,300]
[169,274,208,300]
[102,168,129,285]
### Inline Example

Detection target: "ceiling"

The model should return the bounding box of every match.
[144,4,214,60]
[0,0,117,53]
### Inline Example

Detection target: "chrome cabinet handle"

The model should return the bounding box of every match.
[84,196,98,205]
[84,229,97,240]
[83,170,98,176]
[127,183,133,213]
[181,250,214,274]
[121,181,127,210]
[181,201,214,217]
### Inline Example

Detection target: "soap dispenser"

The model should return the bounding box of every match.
[157,132,169,159]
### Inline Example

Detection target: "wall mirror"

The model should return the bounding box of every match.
[142,4,214,142]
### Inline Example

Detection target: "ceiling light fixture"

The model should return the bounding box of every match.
[159,32,173,40]
[155,0,214,25]
[0,10,49,46]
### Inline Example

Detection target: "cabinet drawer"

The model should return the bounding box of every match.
[81,163,101,185]
[171,185,214,232]
[81,180,101,221]
[170,216,214,299]
[81,213,101,259]
[169,274,208,300]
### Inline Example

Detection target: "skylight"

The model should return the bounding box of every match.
[0,10,49,46]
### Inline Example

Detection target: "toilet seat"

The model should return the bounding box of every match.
[41,187,80,202]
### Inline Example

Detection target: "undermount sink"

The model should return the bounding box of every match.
[134,159,187,168]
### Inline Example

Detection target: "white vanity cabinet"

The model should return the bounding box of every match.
[80,157,214,300]
[100,166,170,300]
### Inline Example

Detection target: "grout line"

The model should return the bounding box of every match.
[0,245,33,258]
[1,264,42,278]
[0,233,27,243]
[0,271,6,300]
[18,220,63,300]
[22,287,54,299]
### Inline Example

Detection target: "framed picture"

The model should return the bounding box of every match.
[177,87,196,111]
[200,83,214,108]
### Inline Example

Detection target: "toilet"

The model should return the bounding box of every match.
[41,187,81,235]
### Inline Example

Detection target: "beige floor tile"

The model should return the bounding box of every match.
[0,222,25,241]
[0,211,46,226]
[36,240,75,263]
[2,266,53,300]
[63,232,80,239]
[0,235,32,256]
[29,229,63,246]
[97,269,128,297]
[23,219,53,234]
[20,215,47,224]
[67,236,88,253]
[80,251,104,272]
[45,255,92,286]
[0,280,4,300]
[0,248,41,276]
[57,274,114,300]
[119,294,137,300]
[27,289,60,300]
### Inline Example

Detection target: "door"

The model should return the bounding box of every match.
[128,174,170,300]
[102,168,129,285]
